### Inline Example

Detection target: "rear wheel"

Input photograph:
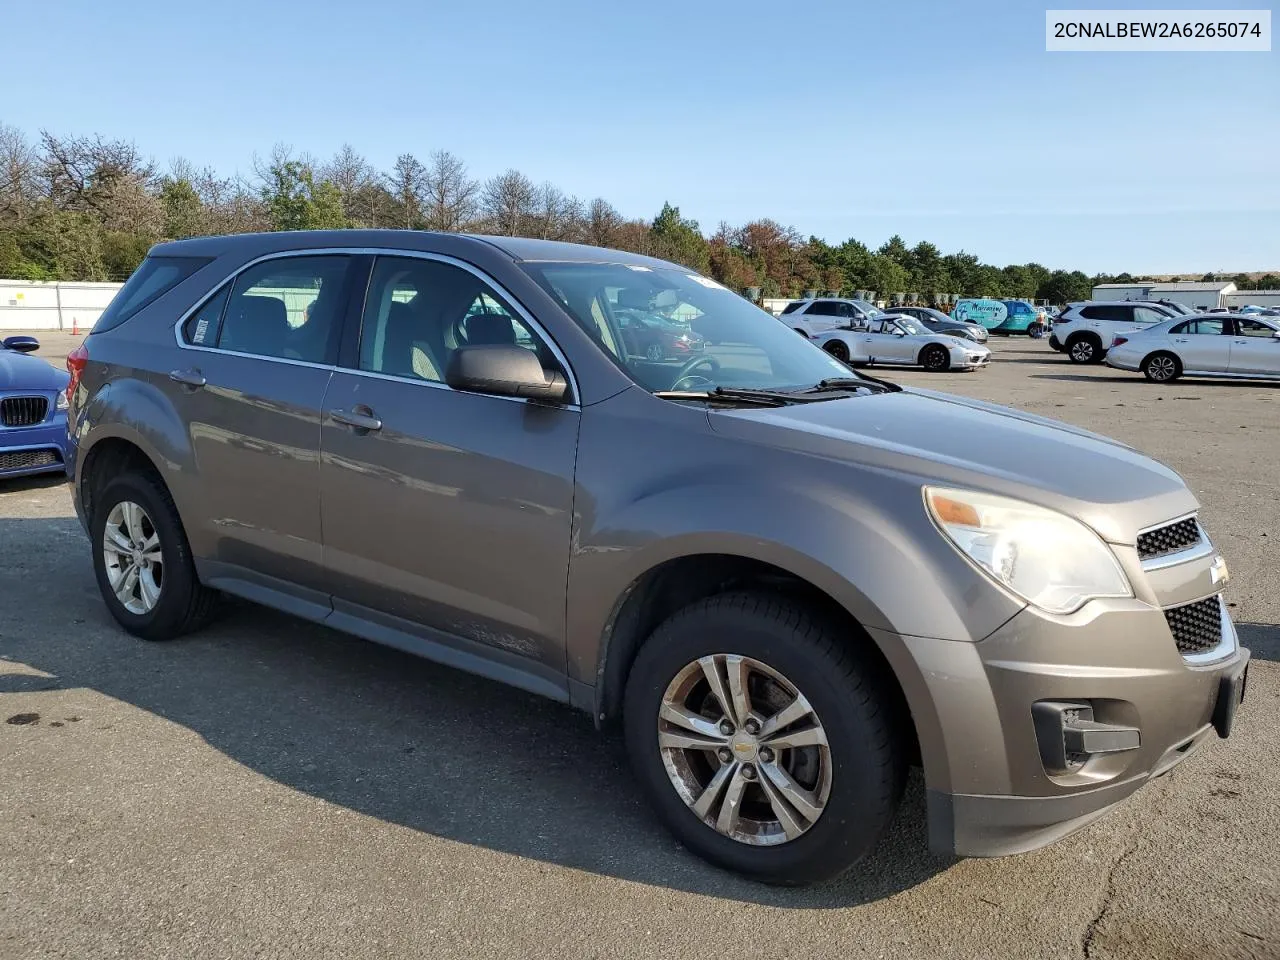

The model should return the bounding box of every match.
[824,339,850,363]
[1142,351,1182,383]
[91,471,218,641]
[623,592,906,885]
[1067,335,1102,364]
[920,344,950,371]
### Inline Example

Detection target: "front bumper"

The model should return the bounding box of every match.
[872,592,1249,858]
[0,416,71,479]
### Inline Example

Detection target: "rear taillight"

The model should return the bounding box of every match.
[66,342,88,404]
[1112,336,1128,348]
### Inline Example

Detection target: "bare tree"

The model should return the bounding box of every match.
[0,124,40,223]
[479,169,536,236]
[387,153,426,229]
[421,150,477,232]
[39,130,162,235]
[585,197,623,248]
[321,144,377,226]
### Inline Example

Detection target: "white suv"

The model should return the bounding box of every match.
[780,298,882,338]
[1049,301,1183,363]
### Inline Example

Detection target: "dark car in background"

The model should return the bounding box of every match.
[888,306,990,343]
[0,335,71,480]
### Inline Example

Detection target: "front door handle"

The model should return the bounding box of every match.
[330,408,383,432]
[168,368,206,388]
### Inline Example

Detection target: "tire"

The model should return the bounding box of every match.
[824,339,850,363]
[623,592,906,885]
[90,470,219,641]
[920,344,950,372]
[1066,335,1102,364]
[1142,351,1182,383]
[645,343,665,361]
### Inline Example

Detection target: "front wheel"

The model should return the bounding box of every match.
[90,471,219,641]
[920,344,950,371]
[1143,351,1182,383]
[623,593,906,885]
[824,339,850,363]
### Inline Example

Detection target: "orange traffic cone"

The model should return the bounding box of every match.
[71,317,79,336]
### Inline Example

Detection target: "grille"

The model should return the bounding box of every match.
[0,449,60,473]
[1138,517,1201,561]
[0,396,49,427]
[1164,595,1223,655]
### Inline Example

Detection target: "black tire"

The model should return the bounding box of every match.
[90,471,219,641]
[1066,334,1102,364]
[623,592,907,885]
[1142,351,1182,383]
[824,339,850,362]
[920,344,950,372]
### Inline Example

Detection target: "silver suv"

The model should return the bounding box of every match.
[67,231,1249,885]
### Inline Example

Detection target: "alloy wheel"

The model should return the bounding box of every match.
[658,654,832,846]
[1147,355,1177,381]
[102,501,164,615]
[1070,340,1095,363]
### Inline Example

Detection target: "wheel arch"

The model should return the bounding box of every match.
[1141,349,1182,378]
[592,551,922,769]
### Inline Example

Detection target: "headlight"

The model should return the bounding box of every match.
[55,392,69,411]
[924,487,1131,614]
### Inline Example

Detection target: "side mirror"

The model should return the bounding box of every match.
[445,344,568,402]
[2,335,39,353]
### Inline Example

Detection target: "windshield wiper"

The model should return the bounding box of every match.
[654,388,791,407]
[803,375,901,395]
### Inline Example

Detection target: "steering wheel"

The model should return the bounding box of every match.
[669,354,721,392]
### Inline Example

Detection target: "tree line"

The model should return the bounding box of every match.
[2,124,1276,303]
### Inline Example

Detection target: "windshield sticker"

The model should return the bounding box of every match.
[686,274,724,289]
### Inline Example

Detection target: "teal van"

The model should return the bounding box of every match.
[952,299,1044,335]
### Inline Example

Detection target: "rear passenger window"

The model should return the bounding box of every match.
[1080,305,1131,322]
[217,256,350,363]
[181,286,230,346]
[356,256,555,385]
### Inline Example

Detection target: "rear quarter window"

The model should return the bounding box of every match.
[93,256,212,333]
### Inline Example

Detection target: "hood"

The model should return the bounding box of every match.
[708,388,1195,544]
[0,350,68,393]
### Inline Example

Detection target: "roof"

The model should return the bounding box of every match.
[1148,281,1237,292]
[150,230,679,269]
[1093,282,1154,289]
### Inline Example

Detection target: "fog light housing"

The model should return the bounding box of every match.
[1032,700,1141,775]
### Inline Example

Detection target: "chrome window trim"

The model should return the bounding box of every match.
[171,246,582,406]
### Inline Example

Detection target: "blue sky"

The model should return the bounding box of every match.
[4,0,1276,273]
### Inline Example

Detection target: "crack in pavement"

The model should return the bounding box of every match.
[1079,778,1175,960]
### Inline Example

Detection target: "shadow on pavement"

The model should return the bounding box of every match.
[0,516,952,909]
[1029,373,1277,389]
[1238,623,1280,663]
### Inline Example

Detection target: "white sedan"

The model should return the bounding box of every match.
[1104,313,1280,382]
[816,316,991,372]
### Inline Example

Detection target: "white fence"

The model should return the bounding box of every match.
[0,279,123,331]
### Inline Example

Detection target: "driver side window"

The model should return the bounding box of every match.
[356,256,554,384]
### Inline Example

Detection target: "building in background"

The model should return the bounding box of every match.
[1090,280,1237,310]
[0,280,122,330]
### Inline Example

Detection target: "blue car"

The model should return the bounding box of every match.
[0,335,72,480]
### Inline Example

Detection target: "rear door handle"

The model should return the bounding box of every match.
[168,368,206,388]
[330,408,383,432]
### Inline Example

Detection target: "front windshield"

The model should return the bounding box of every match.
[893,317,929,336]
[852,299,882,318]
[523,262,859,393]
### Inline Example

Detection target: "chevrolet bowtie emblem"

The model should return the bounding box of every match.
[1210,555,1229,585]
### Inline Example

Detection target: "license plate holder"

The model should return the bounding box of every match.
[1212,655,1250,739]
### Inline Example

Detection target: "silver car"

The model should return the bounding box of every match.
[1105,313,1280,382]
[817,315,991,371]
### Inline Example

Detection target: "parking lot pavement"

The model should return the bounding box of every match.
[1,337,1277,960]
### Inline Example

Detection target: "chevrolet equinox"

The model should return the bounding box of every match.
[67,231,1249,885]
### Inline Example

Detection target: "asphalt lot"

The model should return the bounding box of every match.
[1,332,1277,960]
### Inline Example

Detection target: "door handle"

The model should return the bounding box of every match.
[168,368,206,388]
[330,408,383,432]
[1173,338,1188,343]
